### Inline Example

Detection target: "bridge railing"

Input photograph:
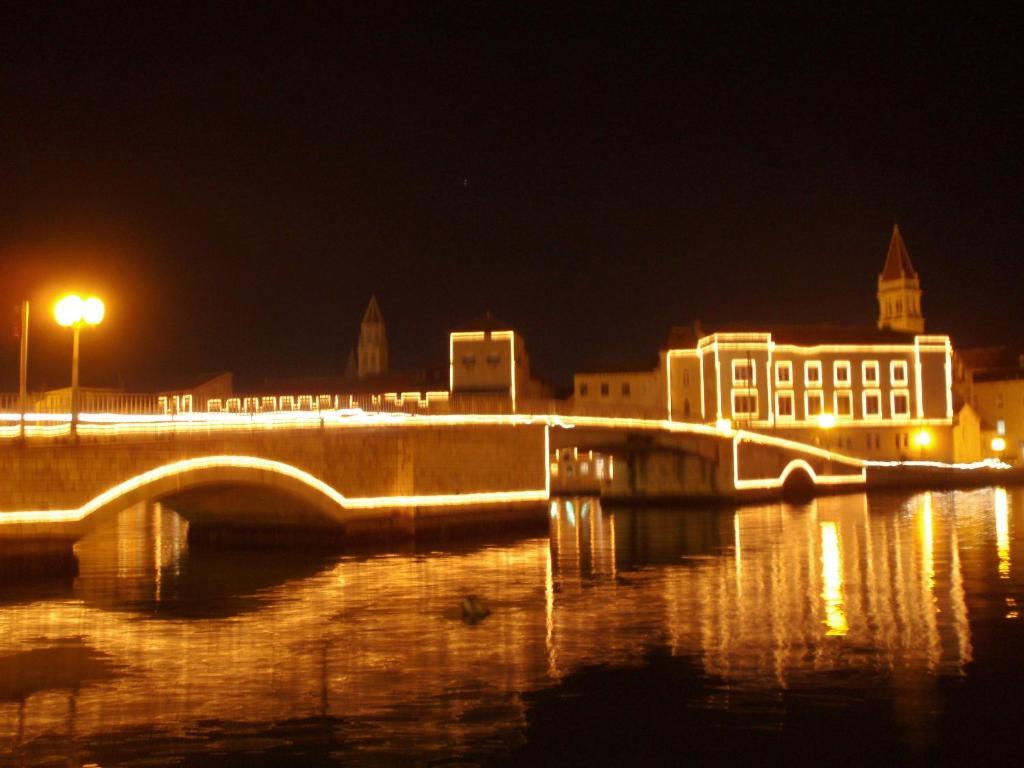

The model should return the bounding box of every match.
[0,391,665,420]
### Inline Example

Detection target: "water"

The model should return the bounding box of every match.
[1,488,1023,765]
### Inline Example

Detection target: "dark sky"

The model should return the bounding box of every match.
[1,4,1021,391]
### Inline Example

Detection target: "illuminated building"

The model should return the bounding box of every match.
[575,227,958,461]
[449,314,553,411]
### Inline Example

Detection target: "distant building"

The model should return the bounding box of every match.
[877,224,925,334]
[449,313,552,409]
[955,346,1024,463]
[357,295,388,379]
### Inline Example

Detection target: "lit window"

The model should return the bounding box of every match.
[805,361,822,386]
[834,390,853,418]
[891,389,910,418]
[579,383,589,397]
[833,361,852,387]
[732,359,756,385]
[621,382,631,397]
[732,390,758,416]
[863,390,882,419]
[805,390,824,417]
[997,419,1006,435]
[862,361,880,386]
[776,391,795,420]
[775,361,793,387]
[891,360,909,386]
[600,382,609,397]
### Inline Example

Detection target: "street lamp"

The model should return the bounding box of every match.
[54,294,104,435]
[914,429,932,459]
[991,436,1007,457]
[816,412,835,451]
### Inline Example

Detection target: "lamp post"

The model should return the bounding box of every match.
[54,294,104,436]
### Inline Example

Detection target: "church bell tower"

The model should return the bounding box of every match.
[357,295,388,379]
[877,224,924,334]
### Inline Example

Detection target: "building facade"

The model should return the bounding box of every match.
[662,329,954,459]
[449,314,552,410]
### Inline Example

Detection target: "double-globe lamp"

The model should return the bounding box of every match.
[54,294,105,435]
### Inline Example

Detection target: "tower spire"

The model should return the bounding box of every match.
[880,224,917,281]
[877,224,924,333]
[357,295,388,378]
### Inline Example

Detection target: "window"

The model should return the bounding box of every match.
[600,382,609,397]
[621,382,631,397]
[805,361,822,386]
[863,390,882,419]
[833,361,852,387]
[805,390,824,417]
[775,361,793,387]
[462,354,476,368]
[732,390,758,417]
[890,360,909,386]
[486,353,501,367]
[776,391,795,420]
[834,390,853,418]
[891,389,910,418]
[862,361,880,386]
[997,419,1006,435]
[732,359,756,385]
[579,383,589,397]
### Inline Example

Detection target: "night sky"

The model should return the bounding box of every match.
[1,4,1021,392]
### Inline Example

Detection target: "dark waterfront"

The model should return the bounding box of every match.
[1,488,1023,766]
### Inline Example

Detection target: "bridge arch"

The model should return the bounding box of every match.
[68,456,353,536]
[779,459,817,502]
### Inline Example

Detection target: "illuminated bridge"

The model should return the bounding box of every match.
[0,407,871,556]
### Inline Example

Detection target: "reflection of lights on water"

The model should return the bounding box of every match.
[733,512,742,577]
[922,493,935,591]
[820,521,848,636]
[550,501,559,519]
[995,488,1010,580]
[566,500,576,528]
[581,502,589,518]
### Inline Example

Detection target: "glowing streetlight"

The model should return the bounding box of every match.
[53,294,105,436]
[816,412,835,451]
[992,436,1007,454]
[914,429,932,459]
